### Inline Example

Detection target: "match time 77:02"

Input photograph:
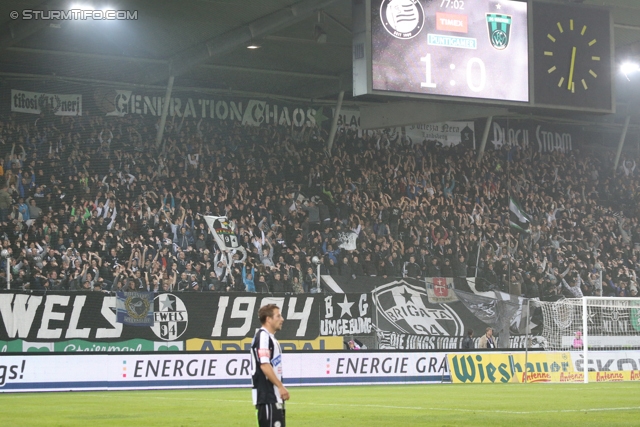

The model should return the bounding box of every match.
[441,0,465,10]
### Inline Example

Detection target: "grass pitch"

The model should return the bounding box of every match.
[1,383,639,426]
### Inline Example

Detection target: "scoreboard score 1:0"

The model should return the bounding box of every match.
[370,0,529,103]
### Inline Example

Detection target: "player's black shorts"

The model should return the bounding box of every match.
[256,402,285,427]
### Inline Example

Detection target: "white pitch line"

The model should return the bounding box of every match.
[280,402,640,415]
[146,397,640,415]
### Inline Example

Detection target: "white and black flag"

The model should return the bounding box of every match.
[203,215,247,261]
[338,230,358,251]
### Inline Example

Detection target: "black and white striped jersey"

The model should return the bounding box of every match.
[250,327,283,405]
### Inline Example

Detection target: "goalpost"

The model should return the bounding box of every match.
[535,297,640,383]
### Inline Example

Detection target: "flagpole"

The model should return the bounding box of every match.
[506,135,511,298]
[475,232,483,279]
[524,298,531,384]
[508,238,511,297]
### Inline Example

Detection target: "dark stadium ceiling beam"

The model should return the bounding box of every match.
[0,71,359,106]
[322,11,351,35]
[359,102,511,130]
[198,64,340,81]
[4,47,168,65]
[146,0,343,85]
[0,3,57,50]
[274,70,350,101]
[616,23,640,31]
[3,47,340,83]
[263,35,351,47]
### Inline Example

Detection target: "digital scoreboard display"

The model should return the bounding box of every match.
[361,0,529,103]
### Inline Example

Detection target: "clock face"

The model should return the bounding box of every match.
[533,2,613,112]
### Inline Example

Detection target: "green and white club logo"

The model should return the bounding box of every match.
[486,13,512,50]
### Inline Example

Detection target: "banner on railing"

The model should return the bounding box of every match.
[11,89,82,116]
[488,118,582,154]
[448,350,640,383]
[0,292,373,352]
[326,277,535,350]
[0,351,449,392]
[0,283,538,353]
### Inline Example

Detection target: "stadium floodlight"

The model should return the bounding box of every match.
[69,3,96,10]
[312,256,322,293]
[621,62,640,81]
[246,40,261,49]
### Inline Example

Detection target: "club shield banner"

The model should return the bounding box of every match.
[116,292,154,327]
[329,277,538,350]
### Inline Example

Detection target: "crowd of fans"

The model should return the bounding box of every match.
[0,107,638,300]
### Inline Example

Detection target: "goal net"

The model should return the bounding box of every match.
[536,297,640,382]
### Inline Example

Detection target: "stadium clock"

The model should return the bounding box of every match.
[532,2,613,112]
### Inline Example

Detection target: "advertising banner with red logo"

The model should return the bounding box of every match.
[435,12,468,33]
[448,350,640,384]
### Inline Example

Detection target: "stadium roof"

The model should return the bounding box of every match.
[0,0,639,114]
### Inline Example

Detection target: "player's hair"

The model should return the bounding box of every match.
[258,304,279,325]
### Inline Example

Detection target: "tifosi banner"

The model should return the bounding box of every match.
[96,88,327,129]
[488,118,582,154]
[320,294,373,337]
[11,89,82,116]
[0,292,372,351]
[0,351,449,392]
[404,122,475,148]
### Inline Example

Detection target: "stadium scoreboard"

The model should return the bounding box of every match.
[353,0,614,113]
[371,0,529,103]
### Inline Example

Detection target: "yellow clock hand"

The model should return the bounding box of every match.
[567,46,577,91]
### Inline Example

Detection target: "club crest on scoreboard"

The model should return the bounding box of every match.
[380,0,425,40]
[486,13,512,50]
